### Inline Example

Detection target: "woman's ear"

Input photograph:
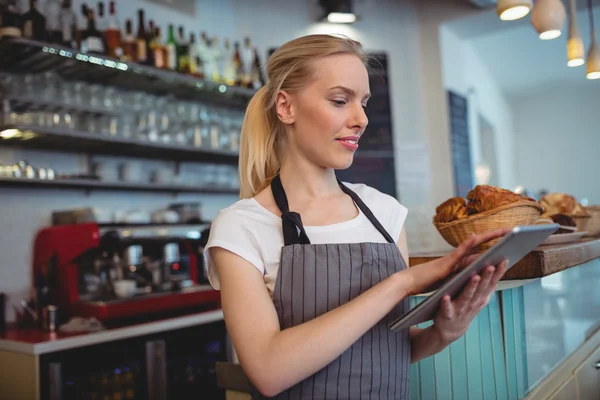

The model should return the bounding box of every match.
[275,90,295,125]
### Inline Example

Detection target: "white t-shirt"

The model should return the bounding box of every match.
[204,183,408,296]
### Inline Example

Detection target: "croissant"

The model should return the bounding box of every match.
[466,185,524,214]
[540,193,588,217]
[434,197,468,223]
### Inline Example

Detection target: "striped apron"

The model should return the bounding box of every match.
[255,175,411,400]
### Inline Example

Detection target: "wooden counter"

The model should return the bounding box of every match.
[409,238,600,280]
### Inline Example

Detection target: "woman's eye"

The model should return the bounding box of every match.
[332,100,347,107]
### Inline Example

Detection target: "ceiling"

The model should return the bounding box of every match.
[446,2,600,97]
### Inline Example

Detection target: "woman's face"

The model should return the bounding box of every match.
[279,53,370,170]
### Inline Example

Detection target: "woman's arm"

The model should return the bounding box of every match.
[213,228,507,396]
[213,246,409,397]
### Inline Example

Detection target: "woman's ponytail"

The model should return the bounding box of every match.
[238,86,282,199]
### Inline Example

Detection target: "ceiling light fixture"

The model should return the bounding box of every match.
[531,0,567,40]
[497,0,532,21]
[319,0,357,24]
[567,0,585,66]
[586,0,600,79]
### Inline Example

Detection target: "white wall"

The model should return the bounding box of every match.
[512,83,599,204]
[1,0,485,321]
[440,25,517,192]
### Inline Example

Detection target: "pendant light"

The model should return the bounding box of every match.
[567,0,585,66]
[497,0,532,21]
[531,0,567,40]
[586,0,600,79]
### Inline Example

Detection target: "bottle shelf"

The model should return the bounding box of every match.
[0,36,256,109]
[0,124,239,164]
[0,176,239,195]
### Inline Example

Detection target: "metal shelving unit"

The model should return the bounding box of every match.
[0,124,239,164]
[0,37,256,109]
[0,176,238,194]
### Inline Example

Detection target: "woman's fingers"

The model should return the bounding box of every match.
[486,260,509,291]
[456,275,480,315]
[440,295,454,320]
[471,266,495,307]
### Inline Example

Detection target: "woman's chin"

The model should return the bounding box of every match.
[330,155,355,170]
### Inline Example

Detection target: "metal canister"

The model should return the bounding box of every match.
[163,243,179,263]
[42,305,58,332]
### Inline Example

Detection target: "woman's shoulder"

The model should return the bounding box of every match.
[211,197,280,232]
[343,182,408,234]
[343,182,405,210]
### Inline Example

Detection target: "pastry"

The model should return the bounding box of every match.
[550,214,577,234]
[466,185,525,214]
[540,193,588,217]
[434,197,468,223]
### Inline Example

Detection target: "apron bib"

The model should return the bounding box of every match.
[254,175,411,400]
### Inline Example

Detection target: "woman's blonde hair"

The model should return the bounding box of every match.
[238,34,368,199]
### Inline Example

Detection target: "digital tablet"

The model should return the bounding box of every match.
[389,224,559,332]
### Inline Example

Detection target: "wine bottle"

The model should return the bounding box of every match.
[81,8,105,54]
[135,9,147,63]
[59,0,77,48]
[44,0,61,43]
[96,1,106,35]
[189,32,198,75]
[151,26,167,69]
[121,18,137,62]
[22,0,46,41]
[104,0,121,58]
[166,24,178,71]
[177,25,190,73]
[0,3,22,38]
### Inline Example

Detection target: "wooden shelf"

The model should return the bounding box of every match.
[0,176,239,195]
[0,125,239,164]
[0,37,256,109]
[409,238,600,280]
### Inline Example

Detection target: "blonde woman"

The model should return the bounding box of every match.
[205,34,508,399]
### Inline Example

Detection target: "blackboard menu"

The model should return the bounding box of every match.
[336,52,397,198]
[447,91,474,198]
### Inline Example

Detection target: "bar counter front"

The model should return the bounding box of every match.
[1,239,600,400]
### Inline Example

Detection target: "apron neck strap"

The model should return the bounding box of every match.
[271,175,311,246]
[338,180,395,244]
[270,175,396,246]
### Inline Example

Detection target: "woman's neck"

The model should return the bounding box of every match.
[278,154,341,201]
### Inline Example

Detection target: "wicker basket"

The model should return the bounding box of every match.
[569,214,593,234]
[583,206,600,236]
[434,201,544,249]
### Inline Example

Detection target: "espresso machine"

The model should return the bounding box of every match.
[32,223,219,324]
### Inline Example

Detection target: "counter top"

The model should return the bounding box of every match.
[0,309,224,356]
[409,238,600,280]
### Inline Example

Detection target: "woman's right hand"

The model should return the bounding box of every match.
[401,227,511,296]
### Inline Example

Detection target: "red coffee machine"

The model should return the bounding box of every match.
[32,223,220,324]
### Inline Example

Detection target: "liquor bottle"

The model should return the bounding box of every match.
[222,39,235,85]
[59,0,77,48]
[232,41,243,86]
[121,18,137,62]
[81,8,105,54]
[188,32,198,75]
[104,0,121,58]
[195,32,209,79]
[75,3,88,50]
[241,37,254,88]
[177,25,190,73]
[22,0,46,41]
[151,26,166,69]
[166,24,178,71]
[44,0,62,43]
[135,9,147,63]
[251,47,266,89]
[0,3,22,38]
[145,19,155,66]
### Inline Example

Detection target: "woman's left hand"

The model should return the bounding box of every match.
[432,260,508,344]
